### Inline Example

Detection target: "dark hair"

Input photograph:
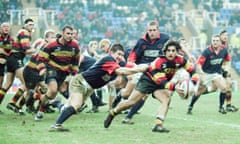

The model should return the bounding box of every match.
[162,40,181,54]
[56,33,62,38]
[24,18,34,24]
[110,43,124,53]
[219,29,227,35]
[62,25,73,31]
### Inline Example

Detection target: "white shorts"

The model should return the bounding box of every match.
[202,73,222,86]
[200,73,223,91]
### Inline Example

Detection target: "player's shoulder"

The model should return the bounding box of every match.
[159,32,170,39]
[154,55,167,63]
[101,55,113,61]
[71,39,79,44]
[69,39,80,49]
[159,32,169,36]
[18,28,30,36]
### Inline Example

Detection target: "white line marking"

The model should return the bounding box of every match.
[170,116,240,129]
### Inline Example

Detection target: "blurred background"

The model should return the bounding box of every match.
[1,0,240,74]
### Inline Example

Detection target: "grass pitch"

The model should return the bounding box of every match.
[0,92,239,144]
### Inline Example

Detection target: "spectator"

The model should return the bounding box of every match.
[229,10,240,26]
[211,0,223,12]
[230,33,240,49]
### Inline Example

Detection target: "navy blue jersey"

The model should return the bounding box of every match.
[79,55,96,72]
[128,32,170,64]
[197,46,231,74]
[82,55,120,89]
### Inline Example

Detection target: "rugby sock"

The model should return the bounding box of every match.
[56,106,76,125]
[96,89,102,100]
[38,102,46,112]
[51,99,64,109]
[111,109,118,116]
[56,103,64,110]
[17,96,26,108]
[90,93,99,106]
[11,88,24,103]
[219,92,226,108]
[0,88,7,104]
[41,95,51,104]
[189,95,199,108]
[96,89,104,106]
[126,99,145,119]
[155,116,164,126]
[39,95,51,112]
[36,101,41,110]
[25,90,35,107]
[33,93,41,100]
[225,92,232,106]
[112,94,122,108]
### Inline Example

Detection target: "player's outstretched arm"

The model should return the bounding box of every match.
[115,64,149,75]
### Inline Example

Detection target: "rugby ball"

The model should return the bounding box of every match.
[177,79,195,99]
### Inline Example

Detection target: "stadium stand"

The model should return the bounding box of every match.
[1,0,239,76]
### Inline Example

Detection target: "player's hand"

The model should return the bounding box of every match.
[175,82,184,96]
[0,49,8,56]
[188,55,196,63]
[39,68,47,76]
[0,58,6,64]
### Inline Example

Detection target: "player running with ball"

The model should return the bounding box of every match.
[104,40,199,133]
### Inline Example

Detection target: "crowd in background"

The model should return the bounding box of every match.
[34,0,184,47]
[0,0,23,23]
[0,0,240,73]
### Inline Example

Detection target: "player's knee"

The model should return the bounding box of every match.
[123,89,132,97]
[47,90,58,99]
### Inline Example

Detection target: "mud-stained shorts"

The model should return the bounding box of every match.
[0,63,6,76]
[23,66,45,89]
[135,74,160,94]
[69,74,94,101]
[200,73,223,91]
[7,54,24,72]
[45,69,68,88]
